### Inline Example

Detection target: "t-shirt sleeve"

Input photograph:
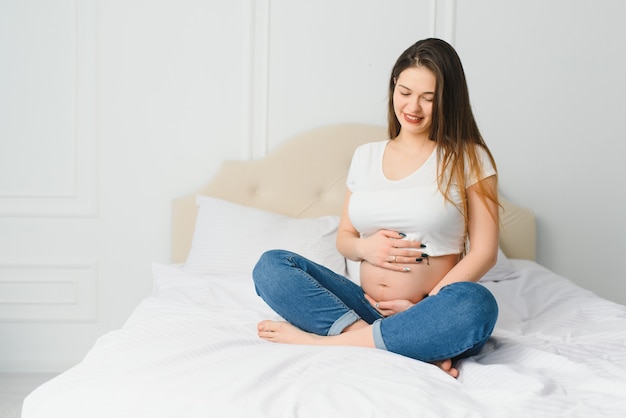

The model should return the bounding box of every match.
[346,146,363,192]
[466,146,497,188]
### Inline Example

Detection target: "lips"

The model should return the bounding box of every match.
[403,113,423,124]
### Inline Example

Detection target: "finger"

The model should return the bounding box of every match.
[374,302,389,315]
[387,263,411,272]
[378,301,399,312]
[394,241,427,250]
[378,308,394,317]
[379,229,401,239]
[394,252,430,264]
[391,255,415,263]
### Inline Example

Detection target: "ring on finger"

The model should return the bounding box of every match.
[393,255,397,262]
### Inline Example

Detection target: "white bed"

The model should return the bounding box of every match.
[22,125,626,417]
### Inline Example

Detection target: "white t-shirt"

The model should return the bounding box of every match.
[347,140,496,256]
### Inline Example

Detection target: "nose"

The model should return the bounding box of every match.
[407,97,421,113]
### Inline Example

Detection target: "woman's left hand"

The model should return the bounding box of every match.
[365,294,415,317]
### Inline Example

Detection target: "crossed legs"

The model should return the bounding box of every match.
[253,250,497,379]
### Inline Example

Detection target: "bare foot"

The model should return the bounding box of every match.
[258,320,376,349]
[257,320,322,345]
[434,359,459,378]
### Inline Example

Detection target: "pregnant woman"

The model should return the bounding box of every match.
[252,38,500,378]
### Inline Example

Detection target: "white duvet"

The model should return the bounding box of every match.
[22,260,626,418]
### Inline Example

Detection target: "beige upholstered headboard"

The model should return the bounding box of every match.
[171,124,536,263]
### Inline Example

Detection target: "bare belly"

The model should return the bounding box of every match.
[360,254,460,303]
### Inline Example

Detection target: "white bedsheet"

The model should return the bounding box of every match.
[22,260,626,418]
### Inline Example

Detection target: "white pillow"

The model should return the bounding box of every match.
[183,196,347,277]
[152,263,279,317]
[346,247,518,284]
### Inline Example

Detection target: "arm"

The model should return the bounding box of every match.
[428,175,499,295]
[336,190,363,261]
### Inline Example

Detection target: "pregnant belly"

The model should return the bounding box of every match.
[359,254,459,303]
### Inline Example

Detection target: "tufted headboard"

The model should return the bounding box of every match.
[171,124,536,263]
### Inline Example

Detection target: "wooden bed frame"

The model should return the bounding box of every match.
[171,124,536,263]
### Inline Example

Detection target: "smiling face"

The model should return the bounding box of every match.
[392,66,437,139]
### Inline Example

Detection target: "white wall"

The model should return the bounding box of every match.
[454,0,626,305]
[0,0,624,373]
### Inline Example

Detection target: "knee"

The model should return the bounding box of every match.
[253,249,281,278]
[467,283,498,336]
[441,282,498,327]
[474,283,498,321]
[252,249,292,287]
[253,249,303,301]
[256,249,286,265]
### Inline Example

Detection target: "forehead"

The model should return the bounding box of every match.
[396,66,436,91]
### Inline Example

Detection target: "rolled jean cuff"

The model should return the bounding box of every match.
[372,318,388,350]
[328,310,360,336]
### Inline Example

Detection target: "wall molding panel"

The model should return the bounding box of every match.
[432,0,458,45]
[0,259,98,322]
[241,0,271,160]
[0,0,98,218]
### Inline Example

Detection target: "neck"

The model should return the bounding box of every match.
[395,132,432,152]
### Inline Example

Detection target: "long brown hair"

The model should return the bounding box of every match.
[387,38,499,239]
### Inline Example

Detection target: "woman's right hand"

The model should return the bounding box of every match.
[359,229,426,272]
[365,293,416,317]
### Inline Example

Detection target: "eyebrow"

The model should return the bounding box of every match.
[397,84,435,95]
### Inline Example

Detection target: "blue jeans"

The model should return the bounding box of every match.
[252,250,498,362]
